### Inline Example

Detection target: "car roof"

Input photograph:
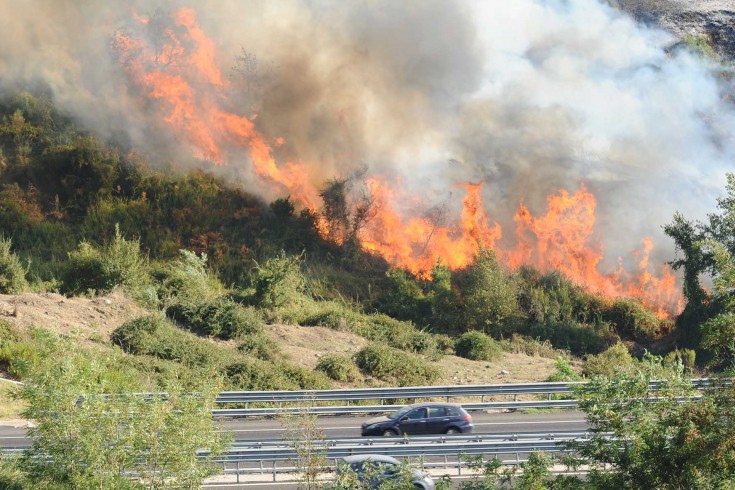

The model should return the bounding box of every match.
[405,401,463,408]
[342,454,400,464]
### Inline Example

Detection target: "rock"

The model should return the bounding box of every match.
[499,370,510,375]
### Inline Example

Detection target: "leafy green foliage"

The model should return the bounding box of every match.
[238,332,281,361]
[17,338,230,489]
[167,299,264,340]
[61,225,151,300]
[454,331,503,361]
[353,344,440,386]
[253,252,306,308]
[582,342,637,378]
[546,357,582,382]
[315,355,360,382]
[223,359,331,391]
[155,249,224,305]
[568,361,735,489]
[111,315,229,368]
[0,236,27,293]
[455,249,519,335]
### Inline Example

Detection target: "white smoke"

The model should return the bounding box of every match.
[0,0,732,272]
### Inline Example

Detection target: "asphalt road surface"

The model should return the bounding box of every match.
[0,410,588,448]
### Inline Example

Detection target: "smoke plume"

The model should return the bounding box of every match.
[1,0,733,289]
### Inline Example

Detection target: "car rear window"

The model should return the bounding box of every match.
[446,407,461,417]
[428,406,446,417]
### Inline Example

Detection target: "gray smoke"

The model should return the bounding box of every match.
[0,0,733,272]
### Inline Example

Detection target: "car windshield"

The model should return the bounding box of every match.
[387,406,413,420]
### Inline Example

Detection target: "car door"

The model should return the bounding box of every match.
[397,407,428,435]
[425,405,449,434]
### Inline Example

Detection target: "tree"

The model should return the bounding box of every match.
[456,249,519,335]
[567,358,735,489]
[664,173,735,353]
[15,338,230,489]
[280,398,328,490]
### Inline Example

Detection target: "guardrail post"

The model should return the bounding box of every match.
[457,455,461,476]
[236,461,240,483]
[272,461,277,482]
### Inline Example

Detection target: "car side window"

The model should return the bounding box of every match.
[428,406,446,417]
[446,407,460,417]
[405,408,426,420]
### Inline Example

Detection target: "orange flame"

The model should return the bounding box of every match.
[115,7,682,317]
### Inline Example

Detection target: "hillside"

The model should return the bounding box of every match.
[0,291,558,424]
[613,0,735,60]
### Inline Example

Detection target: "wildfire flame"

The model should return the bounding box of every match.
[114,7,682,317]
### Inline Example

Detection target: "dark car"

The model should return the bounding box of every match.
[360,402,473,436]
[338,454,436,490]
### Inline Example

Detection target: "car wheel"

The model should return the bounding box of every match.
[445,427,460,435]
[383,429,398,437]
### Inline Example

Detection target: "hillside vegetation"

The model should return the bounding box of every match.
[0,86,732,406]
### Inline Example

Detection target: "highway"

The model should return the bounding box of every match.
[0,409,588,448]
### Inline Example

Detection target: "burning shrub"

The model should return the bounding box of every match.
[454,331,503,362]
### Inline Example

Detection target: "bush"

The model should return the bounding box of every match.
[499,334,563,359]
[603,298,660,342]
[315,355,360,382]
[111,315,228,368]
[61,226,151,298]
[527,320,612,356]
[353,344,440,386]
[223,359,331,391]
[0,236,28,294]
[253,252,306,309]
[155,250,224,305]
[167,299,264,340]
[238,333,280,361]
[455,249,519,334]
[583,343,636,378]
[454,331,503,361]
[546,357,582,382]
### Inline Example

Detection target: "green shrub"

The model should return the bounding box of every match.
[167,299,264,340]
[238,333,280,361]
[315,355,360,382]
[454,331,503,361]
[155,250,224,304]
[0,236,28,294]
[253,252,306,309]
[663,348,697,373]
[499,334,563,359]
[223,359,331,391]
[353,344,440,386]
[527,320,612,356]
[546,357,582,382]
[583,343,636,378]
[455,249,519,334]
[111,315,227,368]
[61,226,151,298]
[0,341,40,379]
[603,298,660,342]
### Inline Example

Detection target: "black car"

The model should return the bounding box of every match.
[360,402,473,436]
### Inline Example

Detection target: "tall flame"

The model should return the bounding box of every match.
[114,7,682,317]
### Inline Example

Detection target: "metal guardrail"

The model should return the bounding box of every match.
[208,432,599,463]
[212,398,580,417]
[214,378,715,406]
